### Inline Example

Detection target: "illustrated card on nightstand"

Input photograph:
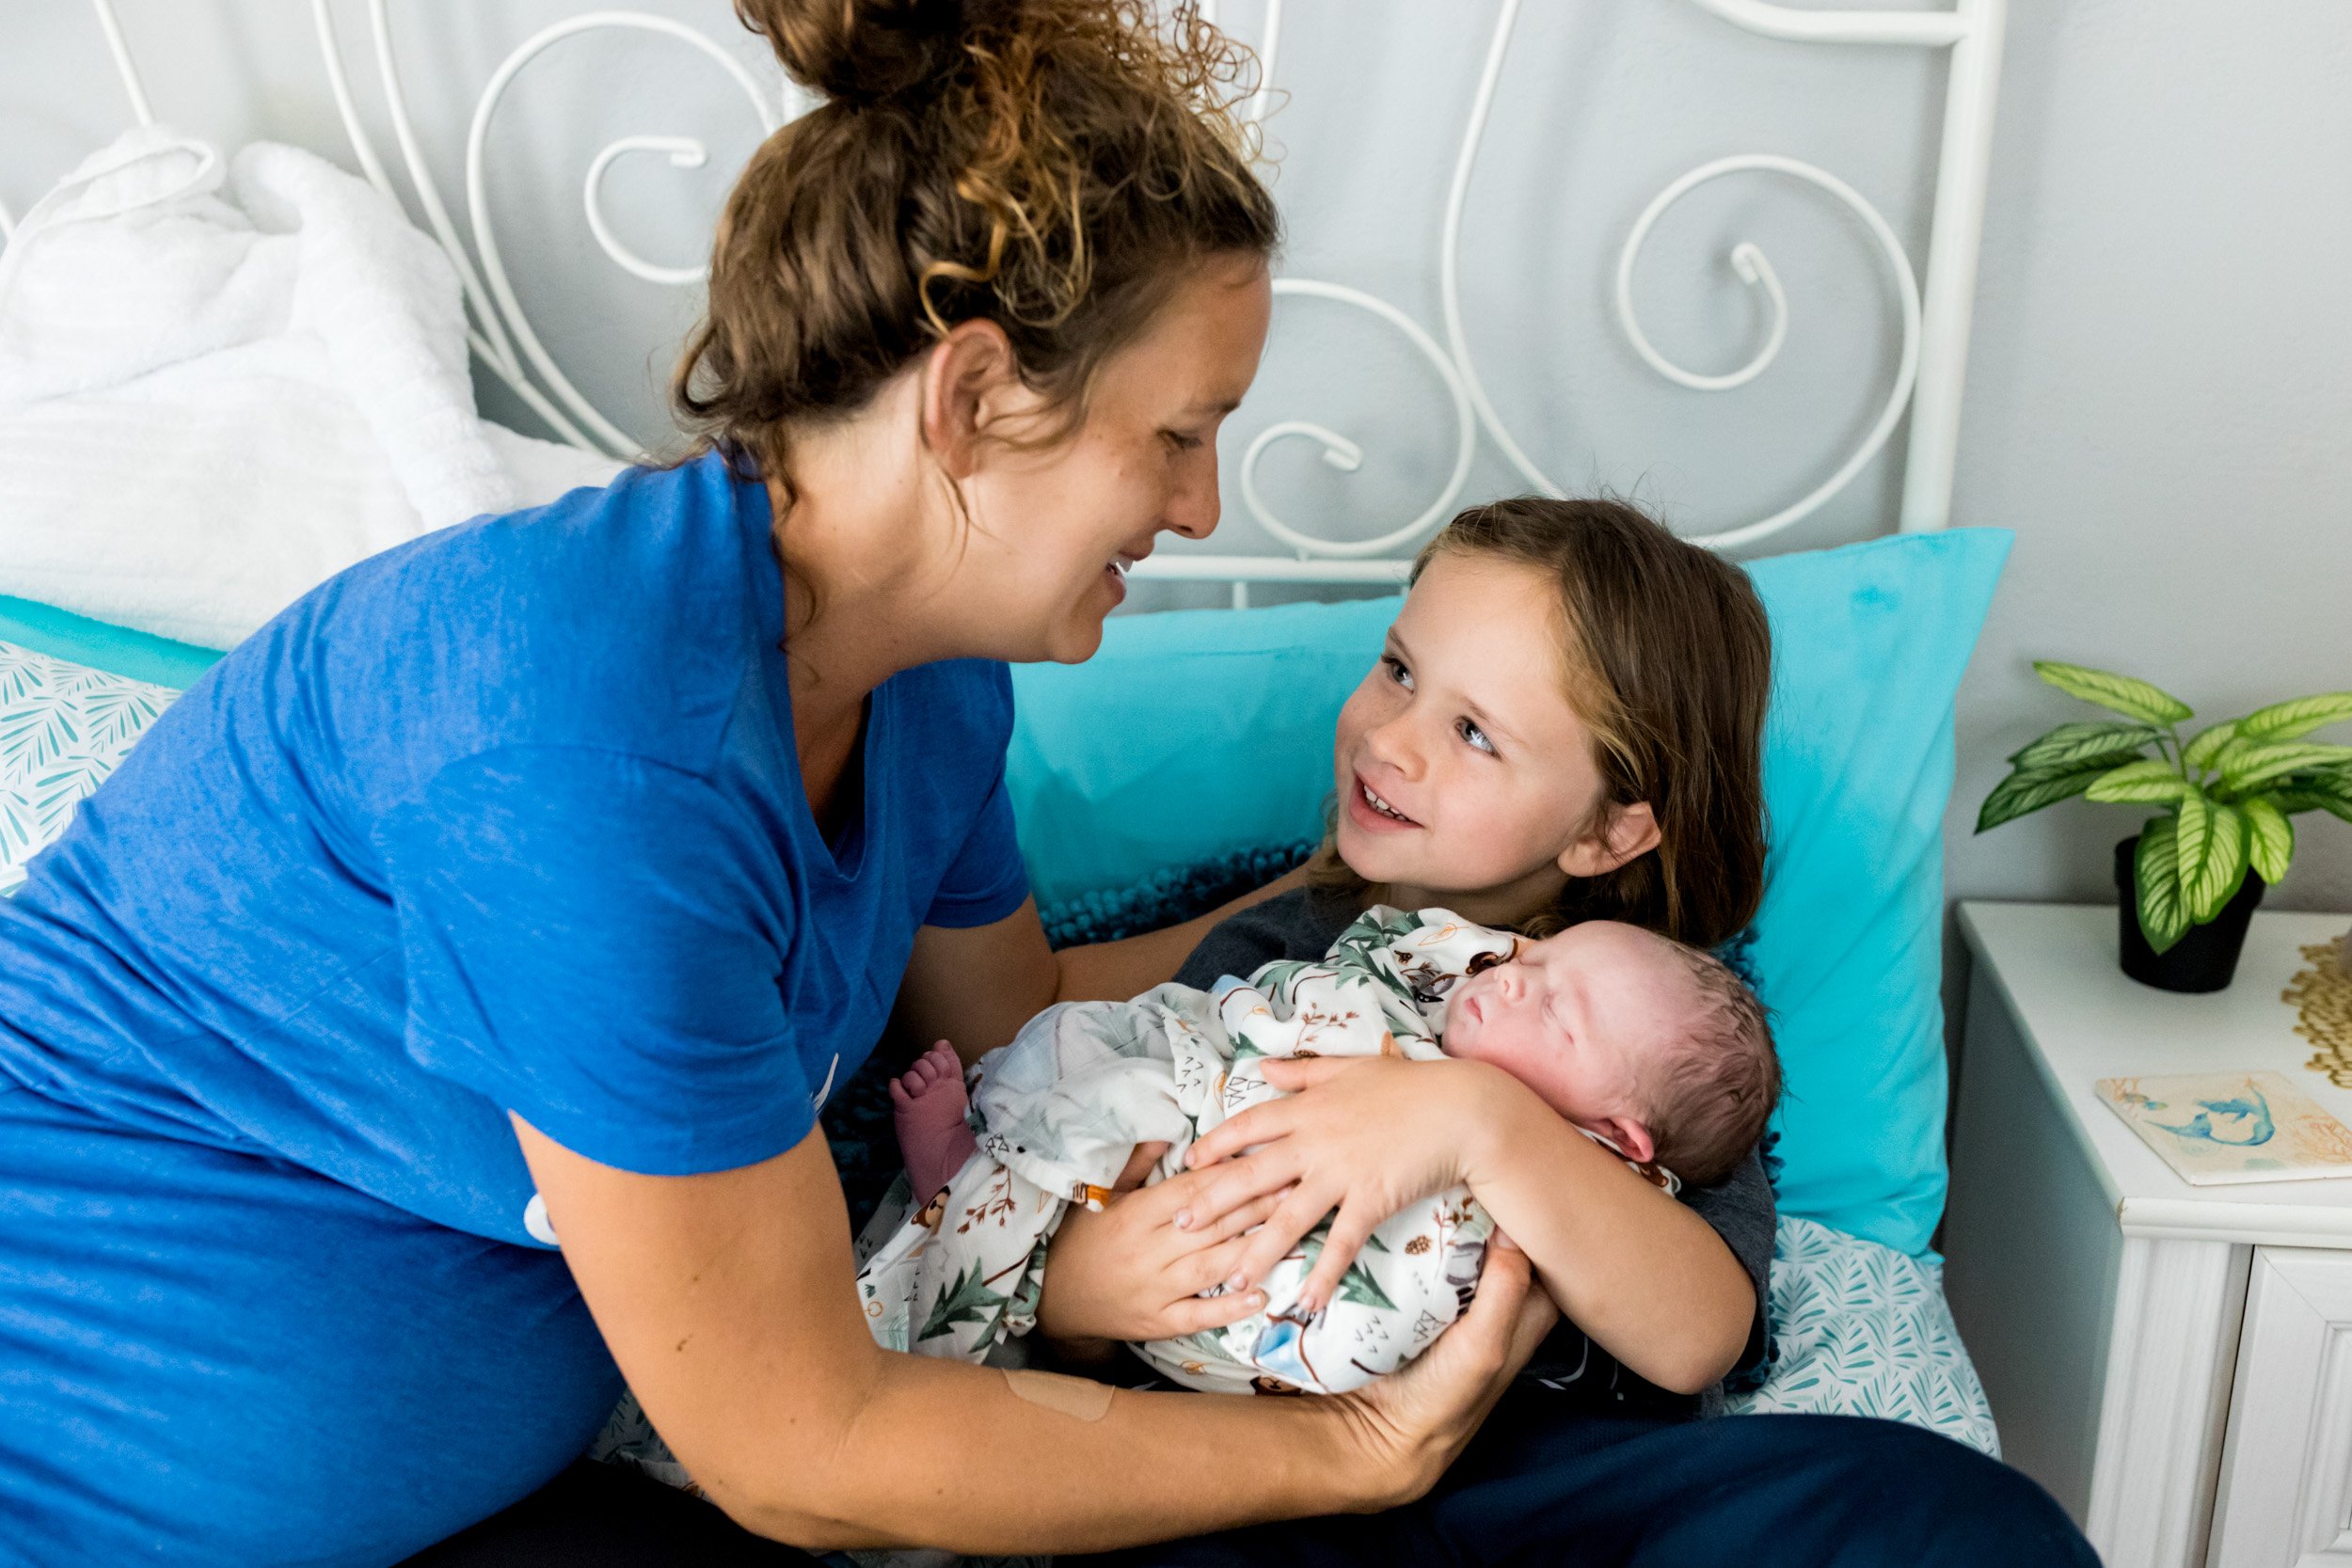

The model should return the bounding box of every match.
[2096,1071,2352,1185]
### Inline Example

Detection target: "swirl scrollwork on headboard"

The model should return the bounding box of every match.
[1161,0,2003,591]
[1609,155,1922,550]
[312,1,787,460]
[31,0,2005,588]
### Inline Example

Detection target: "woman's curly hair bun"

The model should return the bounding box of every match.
[681,0,1279,505]
[738,0,976,105]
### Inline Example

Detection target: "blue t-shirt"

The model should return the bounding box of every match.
[0,454,1029,1247]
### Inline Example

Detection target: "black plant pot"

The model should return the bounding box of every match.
[2113,835,2266,993]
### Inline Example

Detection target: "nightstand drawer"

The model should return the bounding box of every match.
[2212,1247,2352,1567]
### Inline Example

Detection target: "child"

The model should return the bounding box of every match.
[876,905,1777,1394]
[1039,493,1781,1417]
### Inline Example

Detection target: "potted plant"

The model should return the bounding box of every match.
[1978,663,2352,992]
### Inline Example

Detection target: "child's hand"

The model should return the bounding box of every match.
[1033,1164,1284,1347]
[1181,1053,1512,1313]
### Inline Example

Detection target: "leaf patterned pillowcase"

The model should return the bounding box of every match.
[1724,1214,1997,1457]
[0,641,176,895]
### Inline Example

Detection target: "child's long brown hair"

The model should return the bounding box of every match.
[1313,498,1772,950]
[675,0,1280,505]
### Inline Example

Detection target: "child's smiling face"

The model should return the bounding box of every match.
[1331,551,1646,925]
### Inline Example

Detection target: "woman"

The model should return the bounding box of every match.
[0,5,1543,1563]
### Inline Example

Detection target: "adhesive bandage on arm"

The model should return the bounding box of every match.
[1000,1368,1115,1421]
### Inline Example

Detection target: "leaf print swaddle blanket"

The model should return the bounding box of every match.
[855,908,1516,1395]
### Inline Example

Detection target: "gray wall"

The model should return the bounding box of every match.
[6,0,2349,918]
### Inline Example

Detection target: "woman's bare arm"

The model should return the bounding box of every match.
[1052,863,1311,1003]
[888,865,1311,1061]
[516,1113,1550,1555]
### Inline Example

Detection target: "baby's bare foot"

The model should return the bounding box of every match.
[891,1039,980,1200]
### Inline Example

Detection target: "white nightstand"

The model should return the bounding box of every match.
[1947,902,2352,1568]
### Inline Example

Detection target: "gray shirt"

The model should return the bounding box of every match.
[1176,886,1774,1417]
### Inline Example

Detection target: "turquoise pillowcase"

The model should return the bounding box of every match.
[1743,530,2010,1256]
[1007,531,2011,1257]
[0,595,223,690]
[1008,595,1400,910]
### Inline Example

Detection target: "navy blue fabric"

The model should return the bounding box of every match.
[399,1460,823,1568]
[1073,1391,2095,1568]
[0,454,1029,1563]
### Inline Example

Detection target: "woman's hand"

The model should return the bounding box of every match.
[1034,1159,1286,1347]
[1328,1232,1558,1507]
[1180,1054,1515,1313]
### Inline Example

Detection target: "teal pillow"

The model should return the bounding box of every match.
[0,595,223,690]
[1008,595,1399,910]
[1742,530,2010,1256]
[1006,531,2010,1256]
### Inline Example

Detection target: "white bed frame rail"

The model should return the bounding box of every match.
[8,0,2005,599]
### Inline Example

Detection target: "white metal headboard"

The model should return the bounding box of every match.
[9,0,2004,600]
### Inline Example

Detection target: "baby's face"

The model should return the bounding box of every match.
[1440,921,1689,1157]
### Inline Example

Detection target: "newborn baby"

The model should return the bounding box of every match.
[866,908,1777,1396]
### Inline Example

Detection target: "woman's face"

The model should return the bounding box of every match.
[1331,552,1614,919]
[956,252,1272,664]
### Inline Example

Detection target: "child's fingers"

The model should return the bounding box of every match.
[1295,1201,1381,1314]
[1172,1230,1261,1301]
[1253,1056,1358,1093]
[1184,1100,1297,1169]
[1171,1210,1296,1299]
[1154,1274,1269,1338]
[1201,1189,1284,1243]
[1170,1147,1301,1234]
[1227,1180,1341,1291]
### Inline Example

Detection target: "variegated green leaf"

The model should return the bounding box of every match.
[2242,796,2294,885]
[2034,661,2193,724]
[2084,758,2195,804]
[2238,691,2352,742]
[2135,816,2189,954]
[2182,720,2240,772]
[2008,721,2159,773]
[2218,741,2352,794]
[2175,794,2249,923]
[2273,777,2352,825]
[2172,789,2213,879]
[1976,764,2116,832]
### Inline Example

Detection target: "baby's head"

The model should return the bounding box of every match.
[1440,920,1777,1187]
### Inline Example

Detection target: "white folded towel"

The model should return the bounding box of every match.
[0,124,625,649]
